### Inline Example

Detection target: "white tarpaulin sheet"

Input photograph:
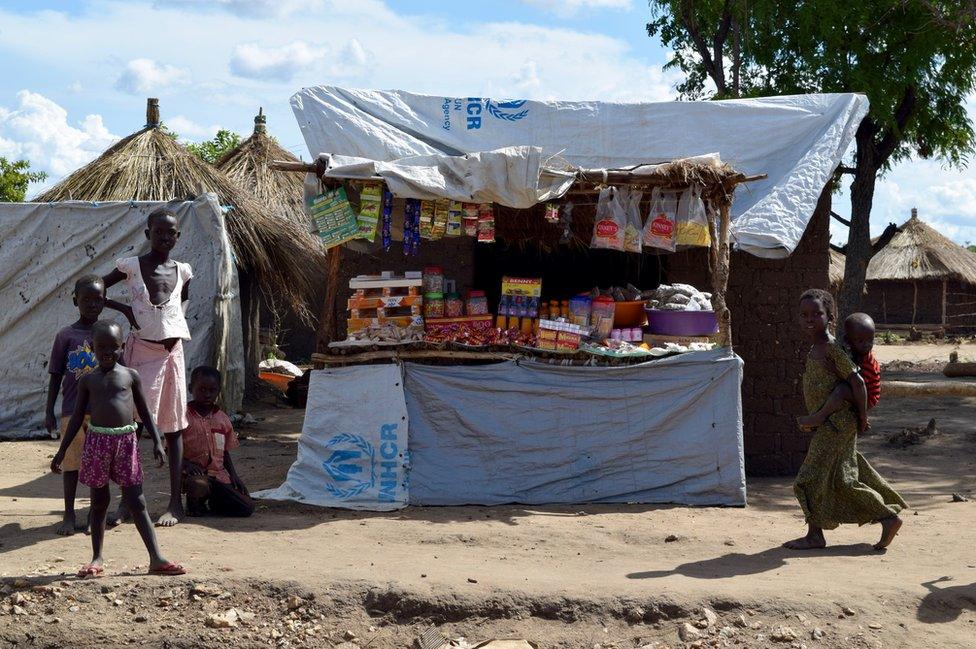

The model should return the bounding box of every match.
[0,196,244,439]
[404,349,745,506]
[253,364,409,511]
[291,87,868,258]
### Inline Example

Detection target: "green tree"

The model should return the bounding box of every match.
[0,157,47,202]
[647,1,976,319]
[185,129,242,165]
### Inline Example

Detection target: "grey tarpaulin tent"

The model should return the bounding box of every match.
[0,195,243,440]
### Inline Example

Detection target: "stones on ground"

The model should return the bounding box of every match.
[769,626,798,642]
[724,539,735,546]
[191,583,223,598]
[811,627,825,640]
[10,592,28,605]
[664,534,679,543]
[733,614,749,628]
[134,615,148,623]
[284,595,304,610]
[701,607,718,628]
[718,626,736,638]
[334,644,360,649]
[467,578,478,584]
[626,606,646,624]
[842,607,856,617]
[868,622,882,630]
[678,622,700,641]
[11,605,26,615]
[68,605,79,613]
[205,609,239,628]
[952,493,969,502]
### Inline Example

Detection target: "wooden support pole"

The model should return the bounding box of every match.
[708,204,733,347]
[912,281,918,326]
[315,246,343,353]
[942,279,948,326]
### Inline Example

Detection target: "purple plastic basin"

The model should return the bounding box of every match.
[644,309,719,336]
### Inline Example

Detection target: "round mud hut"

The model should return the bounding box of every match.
[861,208,976,329]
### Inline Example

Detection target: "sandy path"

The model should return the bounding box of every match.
[873,342,976,365]
[2,397,975,648]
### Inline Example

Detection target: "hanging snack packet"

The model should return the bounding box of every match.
[447,200,463,237]
[381,189,394,252]
[621,187,643,253]
[404,198,421,256]
[675,183,711,247]
[462,202,479,236]
[432,199,449,239]
[308,186,359,250]
[590,187,625,251]
[355,183,382,243]
[477,203,495,243]
[544,202,559,224]
[641,187,677,252]
[419,200,435,239]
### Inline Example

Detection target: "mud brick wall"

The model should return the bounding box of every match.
[860,280,976,328]
[668,190,831,476]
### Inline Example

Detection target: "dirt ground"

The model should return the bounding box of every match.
[2,365,976,648]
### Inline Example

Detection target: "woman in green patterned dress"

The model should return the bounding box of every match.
[784,289,906,551]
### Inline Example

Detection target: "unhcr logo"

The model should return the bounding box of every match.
[320,424,402,503]
[465,98,529,130]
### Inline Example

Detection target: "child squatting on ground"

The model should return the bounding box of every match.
[796,312,881,432]
[103,207,193,527]
[50,320,185,578]
[785,289,907,552]
[182,366,254,518]
[45,275,105,536]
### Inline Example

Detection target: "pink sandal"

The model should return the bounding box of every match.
[76,563,104,579]
[148,562,186,576]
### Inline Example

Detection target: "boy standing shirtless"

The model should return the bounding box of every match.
[103,208,193,527]
[51,320,185,578]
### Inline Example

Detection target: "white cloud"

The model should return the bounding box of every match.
[230,41,329,81]
[115,58,190,94]
[0,90,119,182]
[152,0,323,18]
[832,152,976,247]
[166,115,220,140]
[67,81,84,94]
[522,0,633,18]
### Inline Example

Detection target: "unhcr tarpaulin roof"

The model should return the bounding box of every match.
[290,87,868,259]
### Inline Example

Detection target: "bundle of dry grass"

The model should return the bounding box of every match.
[867,209,976,285]
[37,99,324,318]
[216,108,309,228]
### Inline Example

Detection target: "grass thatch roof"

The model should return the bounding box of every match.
[37,99,324,318]
[216,108,309,227]
[829,248,845,290]
[866,210,976,285]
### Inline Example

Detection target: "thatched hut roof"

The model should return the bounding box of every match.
[216,108,309,227]
[866,208,976,285]
[37,99,324,317]
[829,249,845,290]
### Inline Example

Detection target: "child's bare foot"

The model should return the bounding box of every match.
[874,515,902,550]
[156,506,184,527]
[56,513,77,536]
[783,531,826,550]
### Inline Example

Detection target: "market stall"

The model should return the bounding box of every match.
[253,89,868,510]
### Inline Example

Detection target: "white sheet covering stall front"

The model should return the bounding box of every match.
[0,196,244,439]
[291,87,868,257]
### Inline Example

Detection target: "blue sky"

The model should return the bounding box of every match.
[1,0,974,245]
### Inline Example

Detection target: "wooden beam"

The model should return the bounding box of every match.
[315,246,343,353]
[829,243,846,254]
[942,279,948,326]
[708,204,733,347]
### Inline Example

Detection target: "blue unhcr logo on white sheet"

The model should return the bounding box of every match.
[442,98,530,130]
[320,423,403,503]
[321,433,376,500]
